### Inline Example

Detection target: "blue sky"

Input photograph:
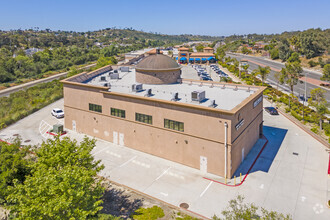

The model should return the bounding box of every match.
[0,0,329,36]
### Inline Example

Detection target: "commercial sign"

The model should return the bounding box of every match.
[235,119,244,130]
[253,96,262,108]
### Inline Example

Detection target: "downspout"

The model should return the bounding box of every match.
[224,122,228,179]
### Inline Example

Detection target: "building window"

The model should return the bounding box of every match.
[89,103,102,113]
[111,108,125,118]
[136,113,152,124]
[164,119,184,132]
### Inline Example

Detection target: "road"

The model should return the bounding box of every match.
[0,63,96,98]
[227,53,330,103]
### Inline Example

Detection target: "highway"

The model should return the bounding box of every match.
[0,63,96,98]
[227,53,330,103]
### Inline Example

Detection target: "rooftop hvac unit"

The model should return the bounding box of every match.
[100,76,106,81]
[103,83,110,87]
[171,92,179,101]
[110,73,119,79]
[145,88,152,97]
[132,83,143,92]
[120,66,129,72]
[114,69,118,73]
[209,100,217,108]
[191,90,205,102]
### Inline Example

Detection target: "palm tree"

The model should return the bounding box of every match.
[251,65,271,85]
[258,66,271,86]
[251,69,259,85]
[280,61,303,109]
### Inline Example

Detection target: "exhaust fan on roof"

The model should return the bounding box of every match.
[171,92,179,101]
[145,88,152,97]
[209,100,217,108]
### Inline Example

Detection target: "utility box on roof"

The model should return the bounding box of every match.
[53,124,63,134]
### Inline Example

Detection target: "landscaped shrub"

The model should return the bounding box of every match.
[131,206,165,220]
[311,126,319,134]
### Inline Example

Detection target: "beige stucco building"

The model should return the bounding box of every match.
[61,53,265,178]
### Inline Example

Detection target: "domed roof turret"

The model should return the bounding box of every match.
[136,54,180,71]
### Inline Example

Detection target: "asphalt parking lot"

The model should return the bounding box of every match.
[0,99,329,219]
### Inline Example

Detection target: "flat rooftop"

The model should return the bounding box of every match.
[84,68,258,111]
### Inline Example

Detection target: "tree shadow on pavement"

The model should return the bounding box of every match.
[101,187,143,219]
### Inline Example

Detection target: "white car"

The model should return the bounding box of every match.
[51,108,64,118]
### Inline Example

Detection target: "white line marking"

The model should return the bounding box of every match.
[119,156,137,167]
[301,196,306,202]
[92,148,108,156]
[200,181,213,197]
[156,167,171,181]
[160,192,168,197]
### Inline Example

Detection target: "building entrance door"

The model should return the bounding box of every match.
[200,156,207,173]
[259,122,263,137]
[113,131,118,145]
[119,133,124,146]
[72,120,76,132]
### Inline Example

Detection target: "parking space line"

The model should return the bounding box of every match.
[92,147,108,156]
[119,155,137,167]
[155,167,171,181]
[200,181,213,198]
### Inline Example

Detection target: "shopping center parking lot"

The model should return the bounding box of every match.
[0,98,329,219]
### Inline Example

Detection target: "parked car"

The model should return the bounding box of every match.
[51,108,64,118]
[264,107,279,115]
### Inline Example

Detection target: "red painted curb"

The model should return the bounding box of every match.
[0,139,11,145]
[204,135,269,187]
[0,139,36,155]
[46,131,67,136]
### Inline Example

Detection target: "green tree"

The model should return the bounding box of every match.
[287,52,300,63]
[212,195,291,220]
[274,71,281,90]
[0,139,31,204]
[308,88,327,130]
[278,39,292,61]
[270,48,279,60]
[280,61,303,107]
[216,47,226,62]
[96,56,117,68]
[196,44,204,52]
[253,65,271,85]
[250,69,259,85]
[321,64,330,81]
[7,137,105,220]
[241,46,250,54]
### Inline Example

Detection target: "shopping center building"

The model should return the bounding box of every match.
[62,51,265,178]
[178,47,216,64]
